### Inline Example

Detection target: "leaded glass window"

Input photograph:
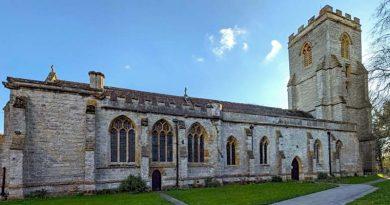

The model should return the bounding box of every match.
[152,119,174,162]
[226,136,237,165]
[109,116,136,163]
[260,137,269,164]
[187,123,207,163]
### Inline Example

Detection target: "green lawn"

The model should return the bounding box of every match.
[0,192,169,205]
[318,174,383,184]
[349,179,390,205]
[167,182,336,205]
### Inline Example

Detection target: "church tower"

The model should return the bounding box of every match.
[287,5,375,172]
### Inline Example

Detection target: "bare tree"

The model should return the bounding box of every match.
[370,0,390,108]
[372,101,390,172]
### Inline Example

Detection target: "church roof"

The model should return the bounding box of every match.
[4,76,314,119]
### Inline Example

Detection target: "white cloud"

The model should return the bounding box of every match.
[242,42,249,51]
[124,65,132,70]
[192,55,205,63]
[265,40,282,62]
[209,26,247,57]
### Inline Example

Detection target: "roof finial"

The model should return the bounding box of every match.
[45,65,58,82]
[184,87,188,98]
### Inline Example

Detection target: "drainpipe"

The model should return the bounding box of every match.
[327,131,332,176]
[173,119,180,188]
[250,125,254,151]
[1,167,6,199]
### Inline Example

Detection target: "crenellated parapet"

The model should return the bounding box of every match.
[288,5,361,47]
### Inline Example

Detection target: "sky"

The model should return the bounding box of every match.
[0,0,381,133]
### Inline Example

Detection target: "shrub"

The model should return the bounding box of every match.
[271,176,283,182]
[26,189,48,199]
[96,189,119,195]
[204,177,221,187]
[317,172,329,180]
[119,175,147,193]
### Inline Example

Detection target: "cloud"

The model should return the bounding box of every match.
[124,65,132,70]
[265,40,282,62]
[192,55,205,63]
[242,42,249,51]
[209,26,247,57]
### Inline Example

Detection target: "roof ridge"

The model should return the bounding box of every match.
[5,76,314,119]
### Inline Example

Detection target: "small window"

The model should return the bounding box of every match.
[345,64,352,78]
[301,42,312,67]
[314,139,322,164]
[335,140,343,160]
[226,136,237,165]
[260,137,269,164]
[341,33,352,59]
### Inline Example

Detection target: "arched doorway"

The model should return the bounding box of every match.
[291,157,300,180]
[152,170,161,191]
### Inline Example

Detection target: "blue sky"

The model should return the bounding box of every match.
[0,0,380,133]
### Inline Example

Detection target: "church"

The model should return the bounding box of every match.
[0,5,375,198]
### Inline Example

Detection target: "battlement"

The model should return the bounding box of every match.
[288,5,361,46]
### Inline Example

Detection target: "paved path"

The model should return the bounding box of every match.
[273,184,378,205]
[160,192,187,205]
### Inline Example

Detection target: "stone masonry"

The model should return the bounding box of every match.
[287,5,374,172]
[0,5,367,199]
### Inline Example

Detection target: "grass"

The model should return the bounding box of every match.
[167,182,336,205]
[318,174,383,184]
[0,192,170,205]
[348,179,390,205]
[3,175,382,205]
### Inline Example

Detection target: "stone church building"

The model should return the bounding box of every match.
[0,5,375,198]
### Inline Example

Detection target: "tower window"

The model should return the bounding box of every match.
[301,42,312,67]
[341,33,352,59]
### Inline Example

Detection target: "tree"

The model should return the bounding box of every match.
[369,0,390,108]
[372,101,390,172]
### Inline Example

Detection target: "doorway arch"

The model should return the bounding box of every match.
[291,157,300,180]
[152,170,162,191]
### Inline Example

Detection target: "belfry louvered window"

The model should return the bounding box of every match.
[302,42,312,67]
[341,33,352,59]
[110,116,136,163]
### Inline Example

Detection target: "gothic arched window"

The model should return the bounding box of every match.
[260,137,269,164]
[188,123,207,163]
[152,119,173,162]
[110,116,136,163]
[314,139,322,164]
[301,42,312,67]
[341,33,352,59]
[335,140,343,160]
[226,136,237,165]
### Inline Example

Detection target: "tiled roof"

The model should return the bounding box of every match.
[4,77,314,119]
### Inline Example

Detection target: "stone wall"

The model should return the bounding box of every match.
[0,85,363,198]
[287,5,374,172]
